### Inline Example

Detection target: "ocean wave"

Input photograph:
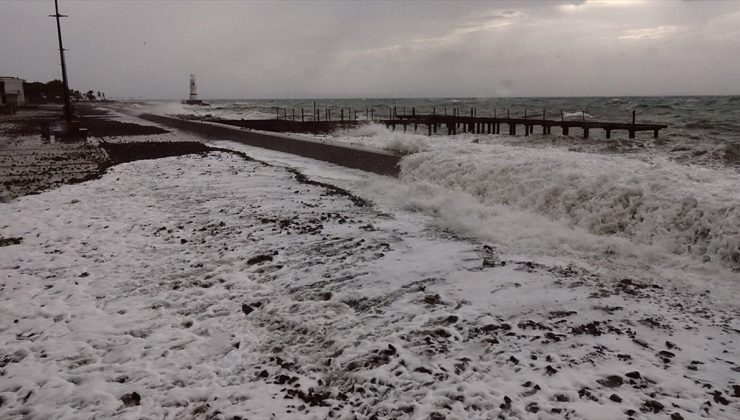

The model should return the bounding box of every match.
[396,143,740,272]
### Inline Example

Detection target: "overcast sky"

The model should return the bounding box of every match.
[2,0,739,99]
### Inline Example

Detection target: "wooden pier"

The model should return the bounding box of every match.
[385,108,667,139]
[205,106,668,139]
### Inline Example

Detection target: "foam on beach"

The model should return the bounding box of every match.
[324,124,740,277]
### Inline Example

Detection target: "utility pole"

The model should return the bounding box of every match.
[50,0,73,125]
[49,0,86,140]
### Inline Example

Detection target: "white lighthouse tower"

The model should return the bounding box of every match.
[184,74,205,105]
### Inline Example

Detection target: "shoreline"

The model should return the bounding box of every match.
[1,106,738,419]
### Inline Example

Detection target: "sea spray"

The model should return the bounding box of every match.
[398,143,740,271]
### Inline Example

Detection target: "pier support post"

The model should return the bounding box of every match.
[583,128,589,139]
[654,129,659,138]
[605,129,611,139]
[629,129,635,139]
[509,124,515,135]
[563,126,569,136]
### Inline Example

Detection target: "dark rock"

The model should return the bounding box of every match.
[414,366,433,374]
[241,304,254,316]
[423,294,442,305]
[632,338,650,348]
[480,323,511,333]
[0,237,22,247]
[665,341,678,350]
[671,413,685,420]
[578,387,598,402]
[641,399,664,413]
[274,374,292,385]
[711,391,729,405]
[192,404,209,415]
[509,355,519,365]
[597,375,624,388]
[500,396,512,411]
[549,310,577,318]
[609,394,622,403]
[545,365,558,376]
[554,394,570,402]
[180,239,188,244]
[258,369,269,378]
[247,254,273,265]
[733,384,739,398]
[521,384,541,397]
[78,272,89,278]
[429,412,445,420]
[120,392,141,407]
[625,371,641,379]
[571,321,602,336]
[525,402,539,413]
[384,344,397,356]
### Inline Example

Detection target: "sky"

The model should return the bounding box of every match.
[1,0,739,99]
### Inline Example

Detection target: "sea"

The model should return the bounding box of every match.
[136,96,740,169]
[125,96,740,277]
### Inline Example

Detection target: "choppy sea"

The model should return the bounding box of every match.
[138,96,740,168]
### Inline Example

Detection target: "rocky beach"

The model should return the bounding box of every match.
[0,106,737,419]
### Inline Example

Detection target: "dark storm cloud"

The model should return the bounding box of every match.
[1,0,739,99]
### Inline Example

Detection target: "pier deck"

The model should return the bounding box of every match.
[387,114,668,138]
[203,106,668,139]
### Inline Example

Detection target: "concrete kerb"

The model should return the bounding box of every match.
[138,113,401,177]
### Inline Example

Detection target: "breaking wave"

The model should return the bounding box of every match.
[397,143,740,272]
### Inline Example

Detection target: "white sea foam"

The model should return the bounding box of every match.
[328,123,433,153]
[330,125,740,277]
[123,101,275,120]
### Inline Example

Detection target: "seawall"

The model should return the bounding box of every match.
[139,114,401,176]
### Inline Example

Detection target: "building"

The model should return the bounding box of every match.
[0,76,26,106]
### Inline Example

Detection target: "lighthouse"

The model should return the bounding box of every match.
[184,74,205,105]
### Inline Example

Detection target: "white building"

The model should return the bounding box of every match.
[0,76,26,106]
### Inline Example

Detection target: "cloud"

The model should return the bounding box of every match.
[340,9,522,62]
[559,0,646,13]
[618,25,683,40]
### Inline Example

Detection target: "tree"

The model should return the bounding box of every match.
[85,90,96,102]
[23,80,66,103]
